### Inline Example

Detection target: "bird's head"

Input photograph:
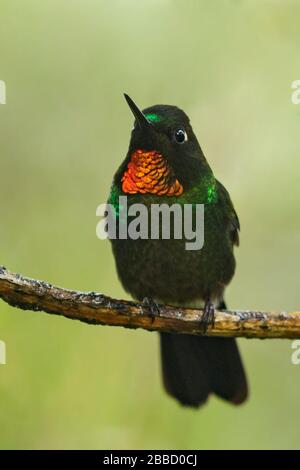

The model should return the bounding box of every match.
[119,94,212,196]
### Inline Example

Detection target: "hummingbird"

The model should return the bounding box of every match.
[108,94,248,407]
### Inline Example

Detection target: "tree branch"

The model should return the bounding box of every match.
[0,266,299,339]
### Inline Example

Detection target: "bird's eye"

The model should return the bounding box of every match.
[174,128,188,144]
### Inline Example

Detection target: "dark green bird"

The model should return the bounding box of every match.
[108,94,248,407]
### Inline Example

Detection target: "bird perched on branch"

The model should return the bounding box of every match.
[108,94,248,407]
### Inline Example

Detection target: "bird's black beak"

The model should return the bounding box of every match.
[124,93,152,129]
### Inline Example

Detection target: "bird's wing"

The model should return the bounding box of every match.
[216,179,240,246]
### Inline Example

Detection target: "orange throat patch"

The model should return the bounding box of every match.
[121,150,183,196]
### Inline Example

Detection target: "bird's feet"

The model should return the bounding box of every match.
[142,297,160,323]
[200,300,215,333]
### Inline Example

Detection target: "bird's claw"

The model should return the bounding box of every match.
[200,301,215,333]
[142,297,160,323]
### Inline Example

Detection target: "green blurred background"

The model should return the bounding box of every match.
[0,0,300,450]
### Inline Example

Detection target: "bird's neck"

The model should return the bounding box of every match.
[121,149,183,196]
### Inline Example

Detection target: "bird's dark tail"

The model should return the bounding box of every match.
[159,304,248,407]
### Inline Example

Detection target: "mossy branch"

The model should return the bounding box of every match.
[0,266,299,339]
